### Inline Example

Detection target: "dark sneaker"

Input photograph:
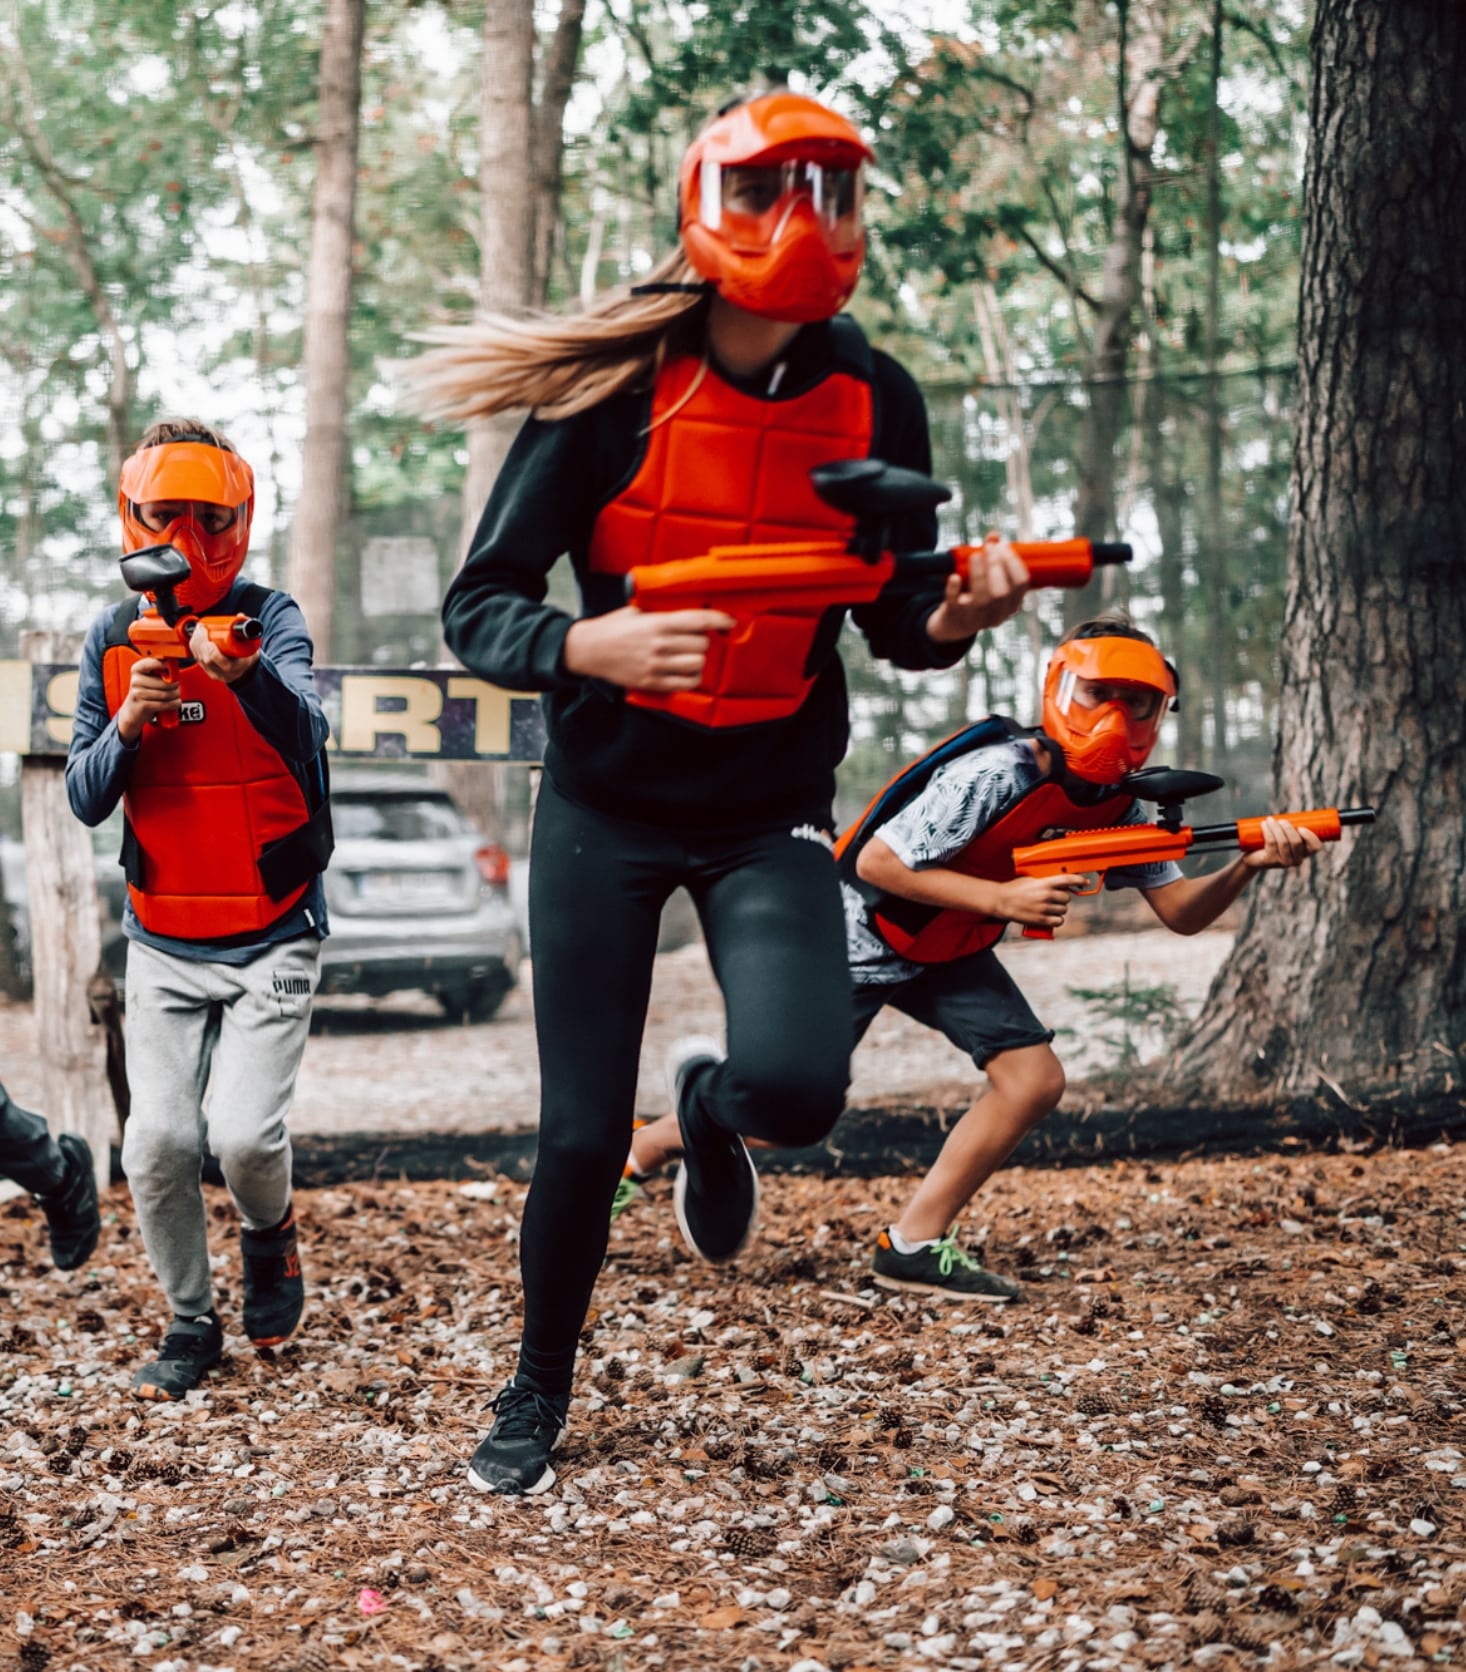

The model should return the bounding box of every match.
[467,1382,568,1495]
[668,1038,759,1263]
[241,1207,304,1348]
[872,1231,1021,1303]
[131,1313,225,1401]
[39,1132,100,1271]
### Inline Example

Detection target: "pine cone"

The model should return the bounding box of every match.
[602,1357,626,1383]
[1189,1611,1224,1645]
[19,1644,51,1672]
[889,1349,916,1374]
[1228,1614,1279,1653]
[63,1426,90,1456]
[903,1476,939,1496]
[1012,1517,1038,1545]
[815,1444,846,1473]
[742,1449,787,1481]
[726,1525,777,1559]
[291,1649,340,1672]
[1076,1391,1118,1417]
[704,1435,736,1461]
[1330,1482,1359,1516]
[891,1426,915,1450]
[782,1353,804,1378]
[1217,1519,1256,1547]
[1198,1393,1230,1427]
[1072,1313,1099,1336]
[1257,1584,1301,1615]
[74,1310,105,1335]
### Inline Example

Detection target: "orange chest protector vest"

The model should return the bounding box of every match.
[586,314,876,727]
[101,589,334,942]
[835,717,1135,963]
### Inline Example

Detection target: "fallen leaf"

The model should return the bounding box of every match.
[1032,1578,1059,1601]
[698,1606,745,1630]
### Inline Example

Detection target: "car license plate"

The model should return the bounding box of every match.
[355,869,459,905]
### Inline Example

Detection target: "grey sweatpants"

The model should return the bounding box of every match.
[121,935,320,1318]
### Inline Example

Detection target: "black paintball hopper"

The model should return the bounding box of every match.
[120,544,192,626]
[1115,765,1226,831]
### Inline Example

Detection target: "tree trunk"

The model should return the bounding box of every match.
[1069,0,1170,626]
[1201,0,1228,773]
[1171,0,1466,1109]
[461,0,537,534]
[21,632,116,1191]
[531,0,589,307]
[285,0,366,663]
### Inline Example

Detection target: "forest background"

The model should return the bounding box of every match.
[0,0,1307,840]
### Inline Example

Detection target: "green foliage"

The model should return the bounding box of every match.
[1067,966,1191,1070]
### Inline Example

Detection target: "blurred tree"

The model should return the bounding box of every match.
[286,0,366,661]
[1173,0,1466,1110]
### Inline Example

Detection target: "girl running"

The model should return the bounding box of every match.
[410,91,1027,1494]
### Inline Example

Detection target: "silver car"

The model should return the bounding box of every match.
[319,771,523,1022]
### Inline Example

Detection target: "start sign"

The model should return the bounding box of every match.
[1,662,547,762]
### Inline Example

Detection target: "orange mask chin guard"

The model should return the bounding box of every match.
[679,92,873,323]
[118,439,255,610]
[1041,636,1178,782]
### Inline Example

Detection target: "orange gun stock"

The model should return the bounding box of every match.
[1010,805,1375,939]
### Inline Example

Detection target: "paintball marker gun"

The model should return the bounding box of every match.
[623,458,1131,716]
[1010,766,1376,940]
[120,544,263,730]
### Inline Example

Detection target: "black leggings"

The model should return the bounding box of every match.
[516,778,852,1396]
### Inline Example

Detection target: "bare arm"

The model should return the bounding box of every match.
[856,836,1088,931]
[1142,816,1323,935]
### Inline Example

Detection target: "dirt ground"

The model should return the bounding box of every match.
[3,1143,1464,1672]
[0,929,1233,1138]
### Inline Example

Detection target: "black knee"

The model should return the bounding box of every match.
[728,1057,849,1150]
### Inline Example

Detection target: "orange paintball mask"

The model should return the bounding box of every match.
[118,437,255,611]
[679,92,873,323]
[1042,635,1178,782]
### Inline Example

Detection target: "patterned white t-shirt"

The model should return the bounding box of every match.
[843,738,1184,983]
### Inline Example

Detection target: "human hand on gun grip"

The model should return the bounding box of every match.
[564,605,737,692]
[1242,815,1323,871]
[117,657,181,744]
[189,621,261,686]
[925,533,1030,641]
[996,872,1091,929]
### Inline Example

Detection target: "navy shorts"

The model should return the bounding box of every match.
[852,947,1053,1069]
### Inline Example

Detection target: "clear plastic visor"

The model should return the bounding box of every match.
[1054,671,1167,724]
[699,158,864,254]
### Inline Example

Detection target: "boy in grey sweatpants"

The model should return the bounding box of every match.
[66,419,333,1400]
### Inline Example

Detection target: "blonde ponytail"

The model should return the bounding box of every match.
[403,251,709,424]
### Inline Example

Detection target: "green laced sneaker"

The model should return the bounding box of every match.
[872,1230,1020,1303]
[610,1175,643,1221]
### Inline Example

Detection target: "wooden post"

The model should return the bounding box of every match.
[20,630,116,1191]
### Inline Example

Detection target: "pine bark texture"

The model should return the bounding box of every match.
[284,0,367,662]
[1172,0,1466,1110]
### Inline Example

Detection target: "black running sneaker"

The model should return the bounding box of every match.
[871,1230,1021,1303]
[131,1313,225,1401]
[241,1207,304,1348]
[467,1382,568,1495]
[38,1132,100,1272]
[668,1037,759,1263]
